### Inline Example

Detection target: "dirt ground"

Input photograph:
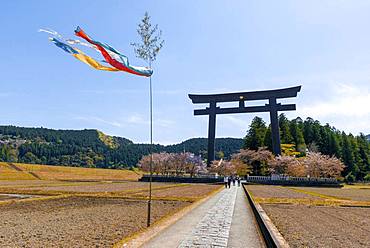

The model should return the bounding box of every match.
[133,184,221,200]
[248,185,370,247]
[290,186,370,201]
[0,196,190,248]
[24,181,177,193]
[247,185,321,199]
[0,180,219,247]
[0,180,72,187]
[0,194,18,201]
[262,204,370,248]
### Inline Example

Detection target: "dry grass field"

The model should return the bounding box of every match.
[0,162,142,181]
[247,184,370,247]
[0,162,222,247]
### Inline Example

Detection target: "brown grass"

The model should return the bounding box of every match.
[0,162,142,181]
[0,163,35,180]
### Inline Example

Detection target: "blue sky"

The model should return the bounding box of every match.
[1,0,370,144]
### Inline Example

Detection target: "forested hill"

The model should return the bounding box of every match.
[367,134,370,142]
[165,138,243,158]
[0,126,242,168]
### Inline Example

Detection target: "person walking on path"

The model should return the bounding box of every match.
[224,176,228,188]
[232,176,236,186]
[237,176,241,187]
[227,176,232,188]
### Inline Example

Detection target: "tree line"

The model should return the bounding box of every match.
[243,115,370,180]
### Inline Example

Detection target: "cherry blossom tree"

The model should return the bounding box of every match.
[232,148,274,175]
[303,152,345,178]
[269,155,306,177]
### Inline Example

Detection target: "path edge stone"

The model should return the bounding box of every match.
[243,184,290,248]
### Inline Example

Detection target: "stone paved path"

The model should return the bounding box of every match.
[142,185,264,248]
[178,187,237,247]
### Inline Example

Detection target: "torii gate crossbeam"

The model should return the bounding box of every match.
[189,86,301,166]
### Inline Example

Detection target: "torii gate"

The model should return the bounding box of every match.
[189,86,301,166]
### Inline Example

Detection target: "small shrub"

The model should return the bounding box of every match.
[364,173,370,182]
[345,172,356,184]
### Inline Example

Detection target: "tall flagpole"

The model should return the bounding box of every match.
[147,61,153,227]
[130,12,163,228]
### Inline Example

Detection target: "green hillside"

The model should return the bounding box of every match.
[0,126,242,168]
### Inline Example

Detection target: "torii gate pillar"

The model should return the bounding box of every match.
[207,101,217,167]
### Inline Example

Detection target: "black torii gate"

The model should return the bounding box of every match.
[189,86,301,166]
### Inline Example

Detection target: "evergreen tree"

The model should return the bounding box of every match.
[357,134,370,179]
[243,117,267,150]
[263,125,272,151]
[303,117,315,144]
[349,134,362,180]
[341,132,354,176]
[278,114,293,144]
[318,125,331,155]
[312,120,322,144]
[328,132,341,158]
[289,118,306,153]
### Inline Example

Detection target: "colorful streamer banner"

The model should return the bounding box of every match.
[75,26,153,77]
[40,27,153,77]
[49,38,119,71]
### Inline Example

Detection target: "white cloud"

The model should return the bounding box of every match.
[298,83,370,118]
[296,83,370,134]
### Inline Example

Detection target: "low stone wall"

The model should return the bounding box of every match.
[242,184,290,248]
[139,175,223,184]
[139,175,341,187]
[245,176,341,187]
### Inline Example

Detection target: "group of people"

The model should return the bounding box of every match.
[223,175,241,188]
